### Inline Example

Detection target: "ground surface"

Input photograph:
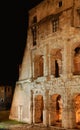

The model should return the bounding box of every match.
[0,110,80,130]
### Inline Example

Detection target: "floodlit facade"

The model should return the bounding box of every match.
[9,0,80,129]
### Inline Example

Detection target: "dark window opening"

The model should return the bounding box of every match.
[59,1,62,7]
[55,60,59,77]
[33,41,36,46]
[5,87,6,93]
[31,26,37,46]
[33,16,37,24]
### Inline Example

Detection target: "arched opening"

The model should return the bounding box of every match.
[35,95,43,123]
[50,94,62,126]
[74,94,80,125]
[38,56,43,77]
[34,55,43,78]
[50,49,62,77]
[56,95,62,122]
[73,46,80,75]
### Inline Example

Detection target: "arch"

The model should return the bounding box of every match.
[49,94,62,126]
[71,43,80,74]
[74,93,80,124]
[34,55,43,78]
[34,95,43,123]
[72,42,80,51]
[56,95,62,122]
[50,49,62,77]
[38,55,43,77]
[73,47,80,75]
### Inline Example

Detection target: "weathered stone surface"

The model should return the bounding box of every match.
[9,0,80,129]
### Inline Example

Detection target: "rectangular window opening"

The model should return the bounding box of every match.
[59,1,62,7]
[31,26,37,46]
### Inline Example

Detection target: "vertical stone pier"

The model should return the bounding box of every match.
[43,90,49,126]
[62,97,76,128]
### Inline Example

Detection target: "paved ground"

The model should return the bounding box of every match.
[0,110,80,130]
[0,123,80,130]
[0,120,80,130]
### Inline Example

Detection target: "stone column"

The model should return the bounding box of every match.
[33,94,35,124]
[30,90,33,124]
[31,51,34,80]
[62,96,76,128]
[48,54,51,76]
[49,95,56,126]
[18,104,23,122]
[44,45,49,77]
[43,90,49,126]
[62,107,76,128]
[62,45,67,77]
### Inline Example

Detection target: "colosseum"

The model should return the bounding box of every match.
[9,0,80,129]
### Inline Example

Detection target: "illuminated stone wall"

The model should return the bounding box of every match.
[9,0,80,129]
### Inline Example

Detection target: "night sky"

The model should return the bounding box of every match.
[0,0,43,86]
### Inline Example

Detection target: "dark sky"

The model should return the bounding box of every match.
[0,0,43,86]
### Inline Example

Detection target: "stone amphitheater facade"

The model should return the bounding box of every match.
[9,0,80,129]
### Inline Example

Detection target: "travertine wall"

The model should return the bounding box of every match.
[9,0,80,129]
